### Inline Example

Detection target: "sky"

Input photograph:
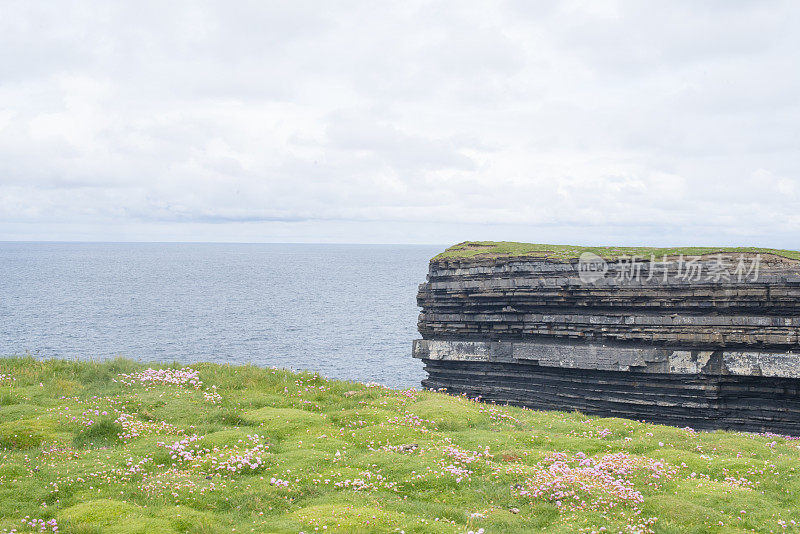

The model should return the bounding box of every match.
[1,1,799,247]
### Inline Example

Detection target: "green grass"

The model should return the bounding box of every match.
[1,357,799,533]
[434,241,800,262]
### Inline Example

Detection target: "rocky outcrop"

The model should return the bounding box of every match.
[413,249,800,433]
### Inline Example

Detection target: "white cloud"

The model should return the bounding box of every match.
[0,0,799,247]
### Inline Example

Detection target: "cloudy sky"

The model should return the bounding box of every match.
[1,1,799,246]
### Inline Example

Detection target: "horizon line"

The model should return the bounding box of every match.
[0,240,450,246]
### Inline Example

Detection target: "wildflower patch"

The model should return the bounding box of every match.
[1,358,799,533]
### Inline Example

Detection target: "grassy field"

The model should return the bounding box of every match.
[434,241,800,262]
[1,358,799,533]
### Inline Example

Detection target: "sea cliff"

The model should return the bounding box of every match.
[414,241,800,433]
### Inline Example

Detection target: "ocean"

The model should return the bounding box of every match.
[0,243,441,388]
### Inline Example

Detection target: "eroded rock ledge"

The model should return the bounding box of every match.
[413,244,800,433]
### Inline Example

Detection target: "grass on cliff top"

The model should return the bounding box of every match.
[434,241,800,262]
[1,357,800,533]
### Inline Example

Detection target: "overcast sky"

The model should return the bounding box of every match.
[1,1,799,246]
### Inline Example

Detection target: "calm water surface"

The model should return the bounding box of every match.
[0,243,440,388]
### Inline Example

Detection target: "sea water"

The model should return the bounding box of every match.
[0,243,440,388]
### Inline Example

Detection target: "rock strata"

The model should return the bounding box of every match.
[413,247,800,434]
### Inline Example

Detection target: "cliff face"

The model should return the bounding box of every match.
[413,247,800,433]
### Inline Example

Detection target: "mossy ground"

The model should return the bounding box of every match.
[434,241,800,262]
[1,357,799,533]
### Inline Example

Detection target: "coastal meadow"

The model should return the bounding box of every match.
[0,358,798,533]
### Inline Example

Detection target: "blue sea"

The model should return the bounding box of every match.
[0,243,440,388]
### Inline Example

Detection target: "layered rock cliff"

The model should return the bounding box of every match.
[413,242,800,433]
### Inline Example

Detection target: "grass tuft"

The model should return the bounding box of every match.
[434,240,800,262]
[73,418,124,448]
